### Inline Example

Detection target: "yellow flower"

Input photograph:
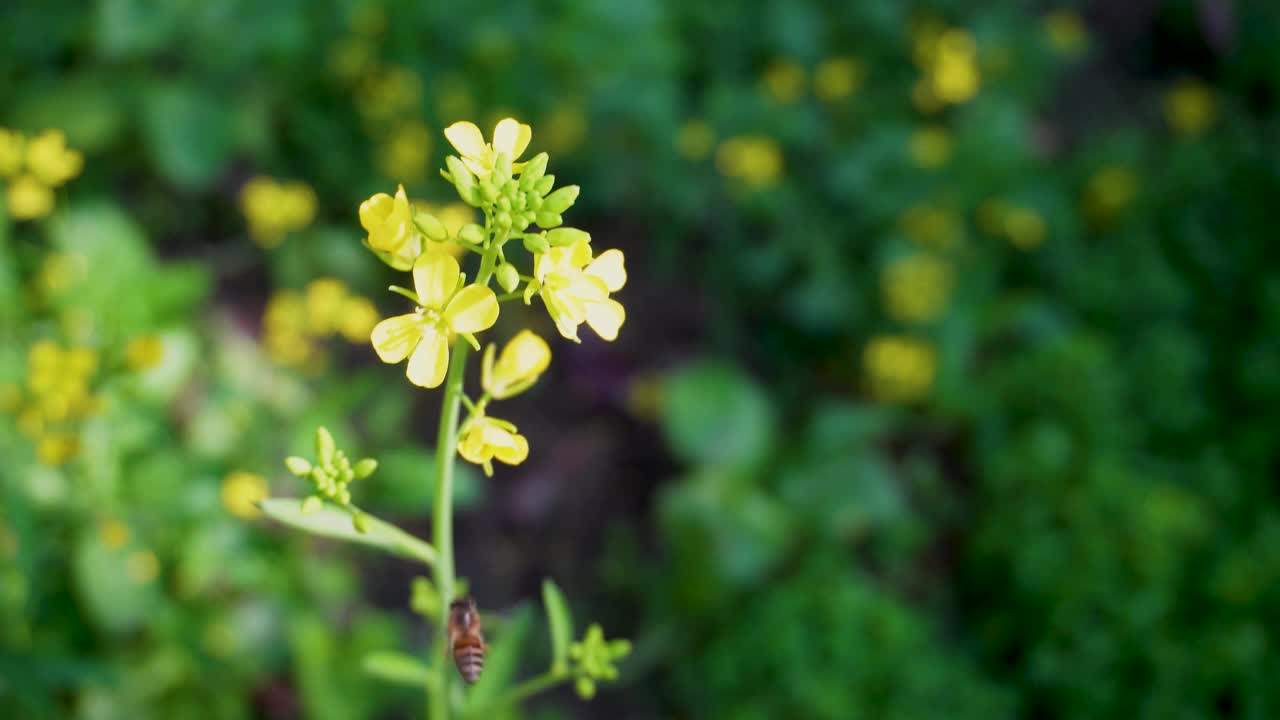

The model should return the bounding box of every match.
[339,296,380,343]
[760,60,807,104]
[7,174,55,220]
[1044,10,1088,55]
[370,253,499,388]
[304,278,350,336]
[1003,206,1047,250]
[899,204,963,249]
[864,335,937,403]
[882,253,953,323]
[544,104,588,154]
[377,120,433,182]
[457,413,529,476]
[527,240,626,342]
[125,335,165,371]
[909,126,952,168]
[676,120,716,161]
[0,128,23,177]
[36,433,80,466]
[914,23,980,109]
[444,117,532,178]
[98,518,130,549]
[25,129,82,187]
[814,56,865,103]
[240,177,316,248]
[222,471,269,519]
[1164,78,1216,137]
[127,550,160,584]
[359,184,421,267]
[715,135,783,188]
[482,330,551,399]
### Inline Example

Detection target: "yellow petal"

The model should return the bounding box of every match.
[512,123,532,159]
[492,118,521,157]
[492,430,529,465]
[359,193,394,231]
[585,249,627,292]
[585,299,626,341]
[406,326,449,388]
[565,272,609,304]
[568,239,593,269]
[543,292,582,342]
[457,426,492,464]
[370,313,424,363]
[492,330,550,389]
[444,121,487,158]
[443,284,499,333]
[413,253,461,310]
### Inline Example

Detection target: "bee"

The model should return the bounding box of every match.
[448,595,486,684]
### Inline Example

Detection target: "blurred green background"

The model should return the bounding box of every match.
[3,0,1280,717]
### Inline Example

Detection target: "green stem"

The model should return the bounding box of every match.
[429,339,471,720]
[463,671,569,718]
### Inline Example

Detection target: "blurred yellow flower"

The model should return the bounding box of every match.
[240,177,317,248]
[444,117,532,178]
[377,120,433,182]
[457,413,529,476]
[864,335,937,403]
[126,550,160,584]
[760,60,807,104]
[482,330,551,399]
[360,184,421,267]
[544,104,588,155]
[22,341,99,439]
[882,253,953,323]
[0,128,23,177]
[1164,78,1217,137]
[899,204,963,249]
[1083,165,1138,223]
[814,56,865,103]
[36,251,90,295]
[98,518,131,549]
[910,126,952,168]
[263,279,379,369]
[716,135,783,187]
[339,296,381,343]
[370,253,499,388]
[913,22,980,110]
[358,65,423,124]
[36,433,80,466]
[304,278,349,336]
[25,129,83,187]
[527,240,626,342]
[412,200,473,258]
[125,335,165,371]
[328,36,377,84]
[676,120,716,161]
[263,289,316,368]
[1044,9,1088,55]
[222,471,269,519]
[1004,206,1047,250]
[6,175,55,220]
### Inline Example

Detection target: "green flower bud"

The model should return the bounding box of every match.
[497,196,511,212]
[446,157,478,202]
[542,185,580,214]
[521,152,549,183]
[480,181,500,203]
[497,212,513,229]
[608,639,632,659]
[316,427,336,465]
[523,233,550,254]
[514,194,527,211]
[410,576,439,618]
[575,677,596,700]
[284,456,312,477]
[338,487,351,505]
[515,215,532,232]
[527,193,543,211]
[547,227,590,246]
[353,458,378,479]
[534,175,555,197]
[414,212,448,242]
[459,223,485,245]
[535,211,563,229]
[496,262,520,293]
[351,511,369,533]
[301,496,323,514]
[492,151,512,182]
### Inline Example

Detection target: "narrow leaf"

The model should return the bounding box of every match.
[362,651,435,687]
[541,579,574,673]
[259,498,436,566]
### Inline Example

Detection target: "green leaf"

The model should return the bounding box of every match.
[362,652,435,687]
[662,361,776,470]
[541,579,574,674]
[259,498,436,566]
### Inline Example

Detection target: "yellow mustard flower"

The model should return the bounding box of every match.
[304,277,350,336]
[910,126,952,168]
[676,120,716,161]
[36,433,80,466]
[0,128,23,177]
[222,471,269,519]
[377,119,433,182]
[482,330,551,399]
[360,184,421,268]
[25,129,83,187]
[864,335,937,403]
[444,117,532,178]
[1044,9,1088,55]
[457,413,529,476]
[1003,206,1047,250]
[371,253,499,388]
[99,518,130,549]
[543,104,588,155]
[882,253,953,323]
[7,175,55,220]
[240,177,317,248]
[339,295,381,343]
[357,65,423,124]
[125,335,165,371]
[814,56,865,103]
[526,240,626,342]
[760,60,807,104]
[913,22,980,110]
[1164,78,1216,137]
[715,135,783,188]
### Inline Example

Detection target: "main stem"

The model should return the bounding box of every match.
[429,340,470,720]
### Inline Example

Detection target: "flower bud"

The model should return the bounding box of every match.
[542,185,580,214]
[523,233,550,254]
[414,212,448,242]
[353,458,378,479]
[534,175,555,196]
[284,456,312,477]
[459,223,485,245]
[480,181,500,203]
[535,211,563,228]
[316,427,336,465]
[547,227,590,246]
[497,195,511,212]
[496,262,520,293]
[301,496,323,514]
[497,211,513,229]
[352,511,370,533]
[492,151,512,182]
[521,152,549,183]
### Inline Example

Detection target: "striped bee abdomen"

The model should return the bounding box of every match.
[448,596,487,684]
[453,636,485,683]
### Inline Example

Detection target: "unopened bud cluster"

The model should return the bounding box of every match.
[285,427,378,526]
[569,624,631,699]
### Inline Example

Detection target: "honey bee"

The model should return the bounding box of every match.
[448,595,486,684]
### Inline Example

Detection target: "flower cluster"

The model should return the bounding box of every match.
[881,252,953,323]
[285,427,378,529]
[263,278,380,369]
[715,135,784,188]
[911,21,981,111]
[863,335,937,403]
[363,118,627,474]
[12,341,100,465]
[568,624,632,700]
[0,128,83,221]
[239,176,317,248]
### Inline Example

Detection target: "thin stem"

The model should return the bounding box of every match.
[496,290,525,303]
[429,340,471,720]
[463,670,569,718]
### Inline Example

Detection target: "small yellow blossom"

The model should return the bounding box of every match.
[126,550,160,584]
[444,117,533,179]
[371,253,500,388]
[899,204,963,249]
[543,104,588,155]
[909,126,952,168]
[864,335,937,403]
[7,175,55,220]
[329,36,377,84]
[36,433,80,466]
[304,278,350,336]
[814,57,865,103]
[1044,10,1088,55]
[125,335,166,371]
[0,128,23,177]
[882,253,953,323]
[457,413,529,476]
[357,65,424,124]
[527,240,626,342]
[25,130,83,187]
[222,471,269,519]
[263,289,316,368]
[716,135,783,187]
[1083,165,1138,223]
[913,22,980,111]
[339,296,381,343]
[1164,78,1216,137]
[482,330,551,399]
[263,280,377,368]
[760,60,807,104]
[377,120,433,182]
[99,518,131,549]
[676,120,716,161]
[1004,206,1047,250]
[36,252,89,295]
[240,177,317,248]
[360,184,421,267]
